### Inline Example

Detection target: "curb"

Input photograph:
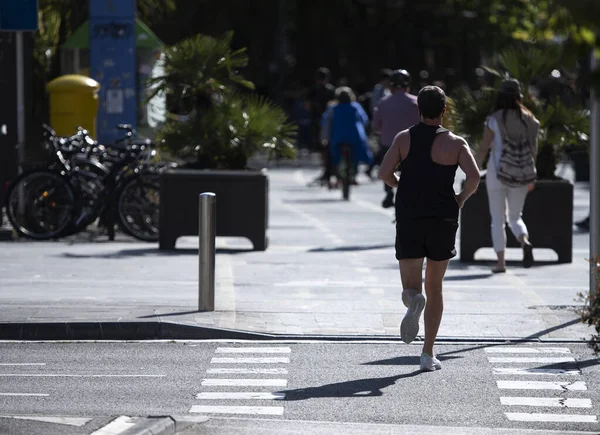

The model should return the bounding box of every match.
[0,321,272,341]
[93,416,209,435]
[0,321,589,343]
[126,417,174,435]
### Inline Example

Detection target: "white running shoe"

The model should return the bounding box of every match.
[400,293,426,344]
[420,352,442,371]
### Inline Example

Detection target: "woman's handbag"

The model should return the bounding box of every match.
[494,114,537,187]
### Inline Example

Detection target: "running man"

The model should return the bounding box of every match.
[378,86,480,371]
[372,69,421,208]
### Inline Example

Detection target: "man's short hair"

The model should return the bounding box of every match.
[417,86,446,119]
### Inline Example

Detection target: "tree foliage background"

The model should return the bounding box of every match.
[33,0,600,124]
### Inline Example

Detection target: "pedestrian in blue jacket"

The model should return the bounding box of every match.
[321,87,373,185]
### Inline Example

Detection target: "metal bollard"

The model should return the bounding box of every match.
[198,192,216,311]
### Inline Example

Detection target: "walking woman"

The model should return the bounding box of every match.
[475,79,540,273]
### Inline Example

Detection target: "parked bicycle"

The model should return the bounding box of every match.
[4,124,173,242]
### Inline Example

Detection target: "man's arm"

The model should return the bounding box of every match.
[456,139,481,208]
[378,132,404,188]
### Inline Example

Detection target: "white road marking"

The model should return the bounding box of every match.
[501,397,592,408]
[206,368,288,375]
[210,357,289,364]
[189,405,284,415]
[279,202,343,245]
[505,412,597,423]
[275,280,368,288]
[488,357,576,363]
[0,393,48,397]
[201,379,287,387]
[215,347,291,354]
[485,347,571,354]
[2,416,92,426]
[497,381,587,391]
[90,416,137,434]
[196,392,285,400]
[0,363,46,366]
[493,368,581,376]
[0,374,165,378]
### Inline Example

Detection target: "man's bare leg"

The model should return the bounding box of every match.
[399,258,425,343]
[399,258,424,306]
[423,258,450,356]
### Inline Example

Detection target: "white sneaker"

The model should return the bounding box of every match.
[400,293,426,344]
[420,353,442,371]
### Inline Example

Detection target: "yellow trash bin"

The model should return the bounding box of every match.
[46,75,101,139]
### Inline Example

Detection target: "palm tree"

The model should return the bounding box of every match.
[146,31,254,113]
[150,32,297,169]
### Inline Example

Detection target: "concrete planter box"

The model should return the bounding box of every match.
[459,179,573,264]
[159,169,269,250]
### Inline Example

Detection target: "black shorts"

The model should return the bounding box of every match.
[395,217,458,261]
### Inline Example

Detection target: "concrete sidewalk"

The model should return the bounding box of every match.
[0,168,594,341]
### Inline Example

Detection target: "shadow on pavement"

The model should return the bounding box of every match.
[444,273,492,281]
[59,247,251,259]
[137,310,202,318]
[283,198,343,204]
[436,318,585,359]
[309,244,394,253]
[277,370,422,400]
[535,357,600,371]
[362,355,463,366]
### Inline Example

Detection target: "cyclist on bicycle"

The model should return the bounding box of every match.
[321,87,373,187]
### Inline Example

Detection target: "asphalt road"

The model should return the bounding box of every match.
[0,340,598,434]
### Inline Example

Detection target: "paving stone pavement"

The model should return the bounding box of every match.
[0,165,595,341]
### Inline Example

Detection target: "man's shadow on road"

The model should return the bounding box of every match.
[278,354,465,401]
[277,370,422,400]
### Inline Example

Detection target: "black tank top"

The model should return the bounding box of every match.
[395,123,459,219]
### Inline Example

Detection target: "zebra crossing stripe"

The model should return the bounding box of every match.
[210,357,289,364]
[485,347,571,354]
[215,347,291,354]
[497,381,587,391]
[0,363,46,366]
[505,412,597,423]
[196,392,285,400]
[207,368,288,375]
[488,357,575,363]
[493,368,581,376]
[501,397,592,408]
[201,379,288,387]
[189,405,284,415]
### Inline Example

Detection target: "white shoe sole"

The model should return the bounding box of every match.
[401,293,426,344]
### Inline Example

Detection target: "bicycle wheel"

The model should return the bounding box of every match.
[60,168,106,237]
[117,176,160,241]
[5,171,76,240]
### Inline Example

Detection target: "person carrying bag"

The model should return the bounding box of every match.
[475,79,540,273]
